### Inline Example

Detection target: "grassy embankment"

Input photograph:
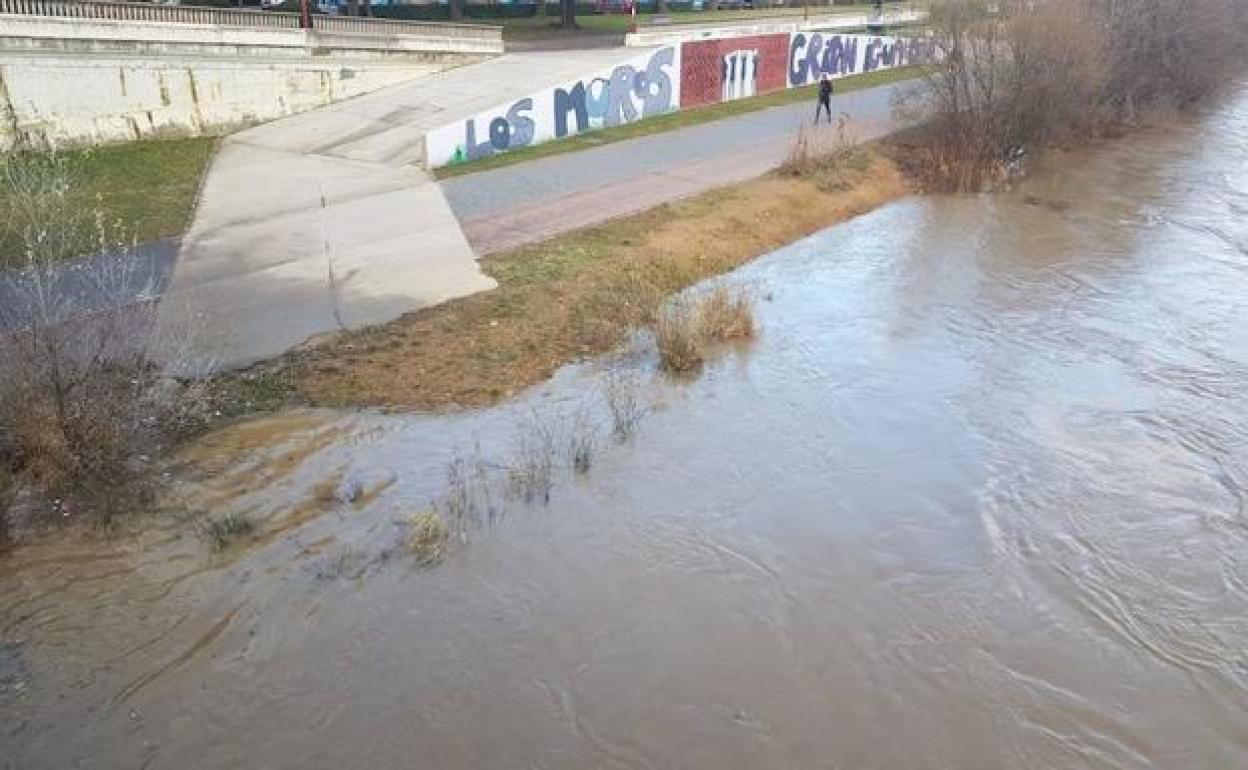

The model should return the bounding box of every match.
[436,65,926,179]
[0,137,216,265]
[229,138,907,412]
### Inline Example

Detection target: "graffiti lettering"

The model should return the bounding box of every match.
[865,36,937,72]
[428,47,679,168]
[454,98,535,164]
[789,33,861,87]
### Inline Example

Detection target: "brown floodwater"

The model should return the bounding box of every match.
[5,84,1248,769]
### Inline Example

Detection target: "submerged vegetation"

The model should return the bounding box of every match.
[198,511,257,551]
[894,0,1248,191]
[406,510,449,567]
[655,285,757,373]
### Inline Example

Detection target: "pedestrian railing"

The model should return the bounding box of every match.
[0,0,502,40]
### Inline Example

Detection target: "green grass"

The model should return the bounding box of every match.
[0,137,216,261]
[501,5,887,38]
[434,65,926,180]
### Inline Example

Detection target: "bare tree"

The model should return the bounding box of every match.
[897,0,1244,191]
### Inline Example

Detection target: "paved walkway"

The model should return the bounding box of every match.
[157,49,644,370]
[443,82,905,254]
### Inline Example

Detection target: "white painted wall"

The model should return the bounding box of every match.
[0,15,500,149]
[424,46,682,169]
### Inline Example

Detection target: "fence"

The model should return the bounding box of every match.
[0,0,502,38]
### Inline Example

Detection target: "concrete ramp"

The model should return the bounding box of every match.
[159,49,644,370]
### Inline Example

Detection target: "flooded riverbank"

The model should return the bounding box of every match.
[4,83,1248,768]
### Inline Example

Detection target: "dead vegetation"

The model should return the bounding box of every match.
[654,285,757,373]
[780,118,874,193]
[895,0,1248,191]
[655,299,706,374]
[406,510,449,567]
[197,511,256,551]
[600,365,648,443]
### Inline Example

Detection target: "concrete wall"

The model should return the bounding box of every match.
[424,31,935,170]
[622,9,927,47]
[0,15,500,149]
[424,46,680,168]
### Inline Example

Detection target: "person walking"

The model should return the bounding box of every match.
[815,74,834,125]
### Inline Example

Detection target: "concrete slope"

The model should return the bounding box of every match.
[159,49,644,370]
[227,49,646,167]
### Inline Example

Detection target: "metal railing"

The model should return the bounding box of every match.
[0,0,502,39]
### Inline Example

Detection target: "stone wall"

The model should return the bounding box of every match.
[0,15,501,148]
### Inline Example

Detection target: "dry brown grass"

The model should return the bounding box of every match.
[282,152,907,410]
[779,122,875,194]
[655,299,706,373]
[697,285,756,342]
[407,510,448,567]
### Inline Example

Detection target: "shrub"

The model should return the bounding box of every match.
[600,364,647,442]
[697,285,756,342]
[198,512,256,551]
[779,121,874,193]
[407,510,448,567]
[0,152,213,535]
[655,299,705,373]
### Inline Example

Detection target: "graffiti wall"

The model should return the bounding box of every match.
[424,46,681,169]
[788,33,936,87]
[679,34,790,109]
[424,33,936,169]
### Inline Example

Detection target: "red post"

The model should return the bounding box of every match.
[299,0,312,29]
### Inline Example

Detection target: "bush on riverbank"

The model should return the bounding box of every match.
[897,0,1246,191]
[0,155,213,540]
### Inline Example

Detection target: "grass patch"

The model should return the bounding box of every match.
[780,121,876,192]
[0,137,216,262]
[697,284,756,342]
[407,510,449,567]
[434,66,927,180]
[198,512,256,551]
[656,299,706,373]
[275,143,908,411]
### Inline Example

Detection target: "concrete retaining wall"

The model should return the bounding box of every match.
[622,9,926,47]
[0,15,501,148]
[424,30,934,170]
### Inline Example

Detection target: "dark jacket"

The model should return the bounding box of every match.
[819,79,833,101]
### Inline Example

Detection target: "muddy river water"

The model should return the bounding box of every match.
[5,85,1248,768]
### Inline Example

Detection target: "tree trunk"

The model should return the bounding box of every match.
[560,0,576,29]
[449,0,464,21]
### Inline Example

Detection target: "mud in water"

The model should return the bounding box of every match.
[4,85,1248,769]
